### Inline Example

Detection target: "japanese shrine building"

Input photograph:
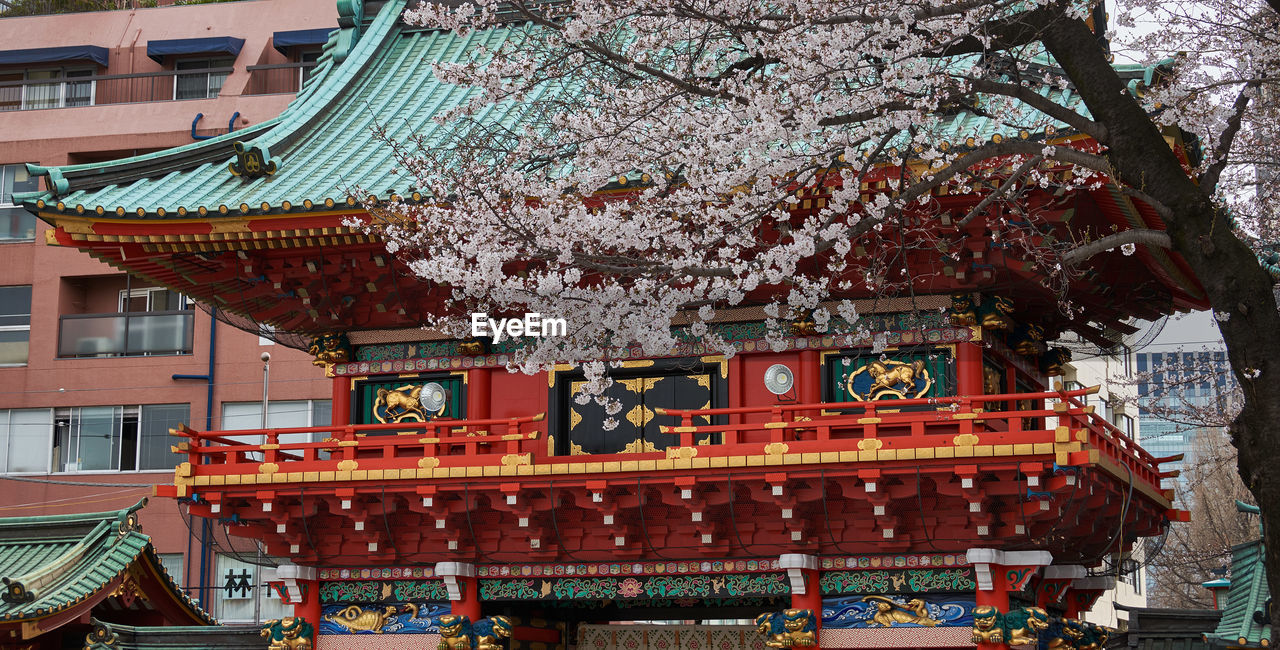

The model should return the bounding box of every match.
[15,0,1206,648]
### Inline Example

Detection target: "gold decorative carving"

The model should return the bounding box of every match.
[971,605,1004,644]
[261,616,314,649]
[259,463,280,474]
[857,439,883,451]
[696,436,711,445]
[570,441,586,456]
[373,383,445,424]
[625,404,655,429]
[847,359,932,400]
[694,374,711,389]
[438,615,472,650]
[949,293,978,326]
[754,609,817,648]
[620,378,646,394]
[666,446,698,460]
[322,605,397,633]
[621,439,659,454]
[336,460,358,472]
[477,615,515,650]
[418,457,440,469]
[861,596,941,627]
[501,453,532,467]
[569,409,583,431]
[306,332,350,367]
[621,360,655,368]
[953,433,980,447]
[764,442,789,456]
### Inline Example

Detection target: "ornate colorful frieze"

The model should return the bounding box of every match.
[318,602,448,635]
[822,595,974,629]
[319,567,437,580]
[480,572,789,601]
[339,315,973,376]
[476,558,782,578]
[819,553,970,569]
[819,568,976,595]
[319,580,449,604]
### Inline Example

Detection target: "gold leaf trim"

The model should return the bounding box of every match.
[857,439,883,451]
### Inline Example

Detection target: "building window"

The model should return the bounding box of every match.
[0,68,93,111]
[213,554,290,624]
[174,58,232,100]
[0,285,31,365]
[52,404,189,472]
[0,408,53,473]
[549,358,726,455]
[221,400,332,458]
[157,552,185,585]
[298,49,321,86]
[0,164,38,242]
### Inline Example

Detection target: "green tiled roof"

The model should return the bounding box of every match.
[1208,538,1272,647]
[18,1,1166,221]
[0,499,213,626]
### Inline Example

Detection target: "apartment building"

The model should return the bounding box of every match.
[0,0,336,621]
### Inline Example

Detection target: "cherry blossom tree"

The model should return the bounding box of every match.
[365,0,1280,619]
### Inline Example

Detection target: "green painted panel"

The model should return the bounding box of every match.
[354,374,466,425]
[824,348,954,404]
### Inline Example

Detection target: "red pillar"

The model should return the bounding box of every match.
[780,554,821,649]
[331,374,350,426]
[295,578,322,637]
[469,368,490,419]
[437,562,481,621]
[956,340,985,397]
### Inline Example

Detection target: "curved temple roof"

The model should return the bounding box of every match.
[17,0,1210,337]
[0,498,213,638]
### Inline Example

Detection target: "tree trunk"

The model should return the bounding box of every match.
[1042,14,1280,627]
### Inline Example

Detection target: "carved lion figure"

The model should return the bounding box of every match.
[261,616,314,650]
[1003,607,1049,646]
[474,615,514,650]
[754,609,817,648]
[950,293,978,326]
[436,614,475,650]
[971,605,1004,644]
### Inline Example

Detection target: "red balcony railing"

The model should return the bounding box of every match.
[171,387,1168,498]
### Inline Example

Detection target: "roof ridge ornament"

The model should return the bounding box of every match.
[229,142,279,180]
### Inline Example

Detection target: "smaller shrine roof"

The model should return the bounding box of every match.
[1207,538,1272,648]
[0,499,213,630]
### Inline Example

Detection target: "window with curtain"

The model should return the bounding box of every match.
[20,68,93,110]
[175,58,232,100]
[0,408,52,473]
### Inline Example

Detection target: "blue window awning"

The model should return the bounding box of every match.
[0,45,109,68]
[272,28,335,54]
[146,36,245,63]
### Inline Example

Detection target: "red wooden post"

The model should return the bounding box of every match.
[331,374,350,426]
[780,554,821,649]
[955,340,985,397]
[437,562,481,621]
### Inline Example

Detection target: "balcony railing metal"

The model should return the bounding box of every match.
[0,67,234,111]
[58,310,194,357]
[170,387,1171,498]
[244,62,318,96]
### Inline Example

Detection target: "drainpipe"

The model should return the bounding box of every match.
[171,308,218,609]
